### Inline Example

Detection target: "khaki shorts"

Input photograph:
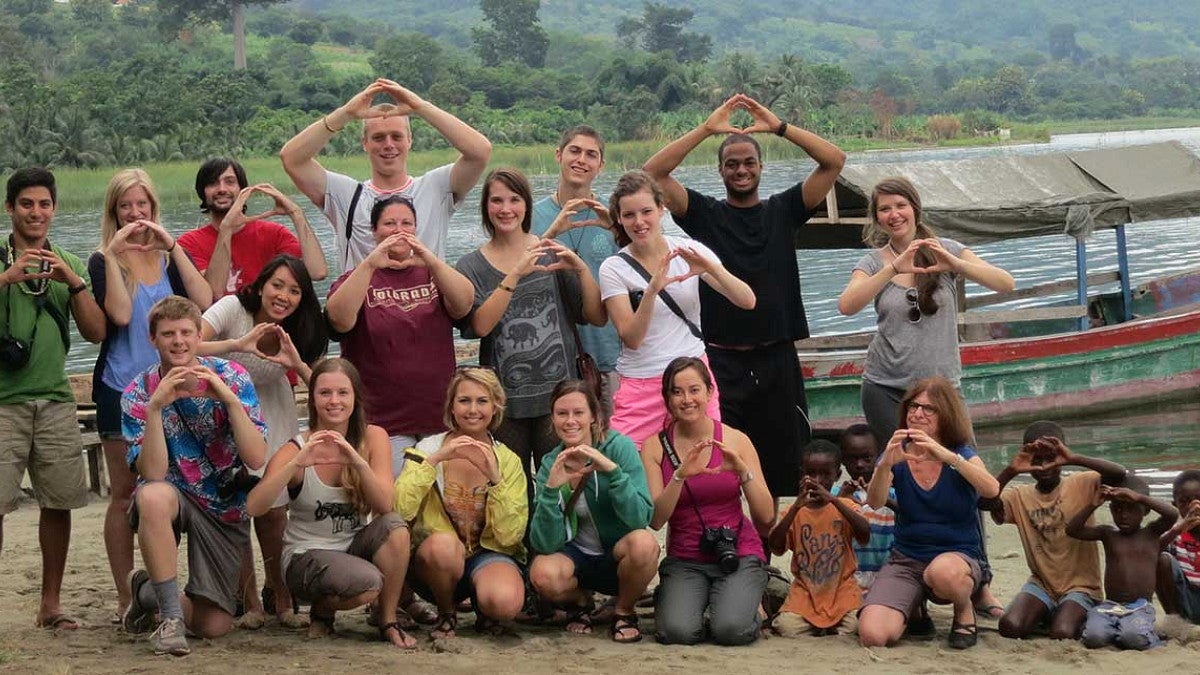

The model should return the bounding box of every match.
[0,401,88,515]
[129,482,251,616]
[285,512,407,602]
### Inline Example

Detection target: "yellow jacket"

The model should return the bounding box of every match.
[393,432,528,563]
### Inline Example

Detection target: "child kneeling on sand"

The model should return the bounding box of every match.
[980,421,1127,640]
[1157,470,1200,624]
[1066,475,1178,650]
[769,440,869,636]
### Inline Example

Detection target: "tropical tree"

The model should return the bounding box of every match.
[155,0,287,70]
[472,0,549,69]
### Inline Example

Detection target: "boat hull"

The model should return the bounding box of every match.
[801,309,1200,430]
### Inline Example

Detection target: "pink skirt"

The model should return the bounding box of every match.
[610,355,722,450]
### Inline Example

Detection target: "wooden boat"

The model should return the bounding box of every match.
[796,141,1200,431]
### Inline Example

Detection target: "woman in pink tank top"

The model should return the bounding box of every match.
[640,356,776,645]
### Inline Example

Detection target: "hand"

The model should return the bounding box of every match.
[398,231,435,266]
[1102,486,1142,504]
[512,241,553,278]
[738,95,783,134]
[232,322,280,359]
[264,327,304,371]
[531,239,587,274]
[136,220,177,253]
[365,233,411,271]
[38,249,84,286]
[339,82,391,121]
[801,476,832,505]
[190,365,237,405]
[294,430,352,468]
[673,246,717,280]
[891,239,956,275]
[1185,499,1200,520]
[1007,446,1038,474]
[549,198,612,236]
[902,428,953,464]
[374,78,427,118]
[106,221,154,256]
[569,444,618,474]
[545,446,596,489]
[702,95,749,136]
[0,250,53,285]
[148,366,197,408]
[455,437,501,485]
[251,183,301,220]
[218,186,265,233]
[711,439,748,475]
[882,430,924,468]
[675,439,718,479]
[838,478,866,502]
[1032,436,1074,467]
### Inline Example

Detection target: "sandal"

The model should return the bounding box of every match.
[401,597,439,625]
[565,601,595,635]
[610,612,642,644]
[379,621,418,649]
[430,612,457,640]
[948,620,978,649]
[474,614,517,637]
[307,610,336,639]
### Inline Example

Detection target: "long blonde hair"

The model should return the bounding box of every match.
[100,169,164,295]
[306,358,372,514]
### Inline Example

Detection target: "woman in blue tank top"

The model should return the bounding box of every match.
[857,376,1000,650]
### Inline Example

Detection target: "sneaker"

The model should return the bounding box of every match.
[122,570,154,635]
[150,617,191,656]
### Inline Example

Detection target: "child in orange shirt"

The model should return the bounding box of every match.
[769,440,870,636]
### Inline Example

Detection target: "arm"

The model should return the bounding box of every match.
[698,260,755,310]
[838,265,896,317]
[246,439,303,517]
[727,428,775,535]
[951,247,1015,294]
[170,246,213,310]
[374,79,492,202]
[1139,492,1181,536]
[464,248,542,337]
[393,450,438,521]
[404,231,474,320]
[979,444,1036,523]
[210,369,268,471]
[263,184,327,281]
[734,94,845,211]
[95,251,132,327]
[63,259,106,343]
[1055,441,1128,486]
[280,82,384,209]
[767,500,801,556]
[357,426,396,515]
[641,434,679,531]
[867,432,906,509]
[643,96,746,217]
[602,435,654,530]
[908,430,999,498]
[1160,510,1200,550]
[1065,500,1109,541]
[324,264,375,334]
[528,448,569,554]
[135,400,172,481]
[830,496,871,545]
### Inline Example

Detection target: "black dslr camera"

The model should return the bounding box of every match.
[700,525,740,573]
[217,465,262,499]
[0,335,31,370]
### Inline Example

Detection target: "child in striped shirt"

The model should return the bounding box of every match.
[1158,469,1200,623]
[831,424,895,591]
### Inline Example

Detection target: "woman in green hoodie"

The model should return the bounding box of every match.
[529,380,659,643]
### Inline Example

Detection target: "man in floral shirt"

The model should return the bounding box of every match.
[119,295,267,656]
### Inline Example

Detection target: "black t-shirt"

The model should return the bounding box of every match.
[676,185,811,344]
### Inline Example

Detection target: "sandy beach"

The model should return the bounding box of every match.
[3,494,1199,674]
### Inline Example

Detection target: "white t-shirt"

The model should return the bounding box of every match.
[598,235,719,378]
[201,296,298,481]
[323,164,458,271]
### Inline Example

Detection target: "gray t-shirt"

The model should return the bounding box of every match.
[854,238,966,389]
[454,249,583,419]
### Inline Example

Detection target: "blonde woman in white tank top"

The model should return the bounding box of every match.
[246,358,416,648]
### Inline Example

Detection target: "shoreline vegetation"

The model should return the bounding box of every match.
[48,116,1200,212]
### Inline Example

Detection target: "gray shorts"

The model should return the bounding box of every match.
[862,551,983,620]
[285,512,407,602]
[0,401,88,515]
[129,481,250,616]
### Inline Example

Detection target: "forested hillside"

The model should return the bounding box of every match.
[0,0,1197,172]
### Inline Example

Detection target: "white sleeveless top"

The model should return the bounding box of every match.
[281,437,366,572]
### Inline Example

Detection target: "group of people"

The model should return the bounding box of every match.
[1,78,1196,659]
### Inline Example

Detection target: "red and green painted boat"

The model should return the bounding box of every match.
[796,141,1200,431]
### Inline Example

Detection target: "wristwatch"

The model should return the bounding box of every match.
[671,472,685,484]
[739,470,755,485]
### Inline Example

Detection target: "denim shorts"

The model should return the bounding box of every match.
[1167,556,1200,622]
[1017,580,1098,614]
[563,542,620,596]
[92,380,125,441]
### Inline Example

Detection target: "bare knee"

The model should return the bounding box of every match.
[134,482,178,523]
[858,606,904,647]
[417,533,463,569]
[529,555,574,598]
[617,530,660,570]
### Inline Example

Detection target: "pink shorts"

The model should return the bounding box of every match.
[610,356,722,450]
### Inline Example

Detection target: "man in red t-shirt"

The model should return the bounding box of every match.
[178,158,327,297]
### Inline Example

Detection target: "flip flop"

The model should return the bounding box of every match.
[37,613,82,630]
[974,604,1005,619]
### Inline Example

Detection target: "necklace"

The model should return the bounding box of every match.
[887,240,904,258]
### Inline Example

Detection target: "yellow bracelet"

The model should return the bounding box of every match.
[322,116,342,133]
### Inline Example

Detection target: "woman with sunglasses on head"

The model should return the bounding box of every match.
[836,176,1013,446]
[857,376,1000,650]
[326,195,474,475]
[198,254,329,627]
[88,168,213,622]
[394,367,528,639]
[245,358,415,648]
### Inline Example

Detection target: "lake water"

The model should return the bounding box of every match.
[38,127,1200,492]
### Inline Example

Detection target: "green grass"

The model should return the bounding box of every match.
[313,44,374,78]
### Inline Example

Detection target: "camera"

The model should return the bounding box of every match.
[217,465,261,499]
[700,526,740,573]
[0,335,31,370]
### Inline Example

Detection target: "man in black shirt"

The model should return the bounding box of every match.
[643,94,845,502]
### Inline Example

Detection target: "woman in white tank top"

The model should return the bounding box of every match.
[246,358,415,648]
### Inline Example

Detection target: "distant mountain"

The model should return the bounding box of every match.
[292,0,1200,61]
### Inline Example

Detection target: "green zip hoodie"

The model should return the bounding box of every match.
[530,430,653,554]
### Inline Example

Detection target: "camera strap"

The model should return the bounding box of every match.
[0,243,70,352]
[616,252,702,339]
[343,182,364,270]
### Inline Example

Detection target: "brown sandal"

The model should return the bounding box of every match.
[430,612,457,640]
[379,621,418,649]
[611,613,642,643]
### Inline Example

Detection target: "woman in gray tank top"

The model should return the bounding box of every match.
[246,358,416,648]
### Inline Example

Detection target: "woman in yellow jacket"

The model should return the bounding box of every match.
[394,367,528,639]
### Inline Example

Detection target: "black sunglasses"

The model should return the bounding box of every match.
[905,287,922,323]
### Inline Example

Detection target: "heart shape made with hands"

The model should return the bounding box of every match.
[256,329,282,357]
[174,372,209,398]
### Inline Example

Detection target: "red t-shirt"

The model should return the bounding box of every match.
[329,266,455,437]
[178,220,302,296]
